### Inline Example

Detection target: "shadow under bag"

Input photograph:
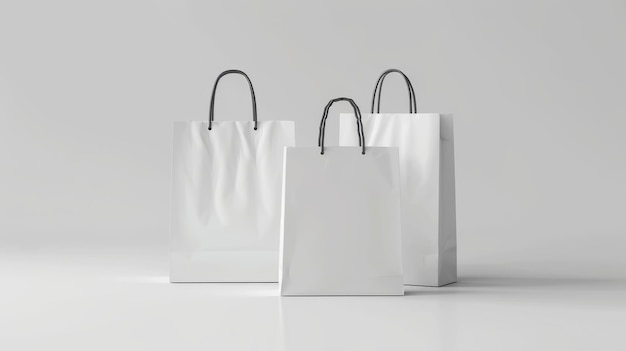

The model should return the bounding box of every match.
[170,70,295,282]
[339,69,457,287]
[280,98,404,296]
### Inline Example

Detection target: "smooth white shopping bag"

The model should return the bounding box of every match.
[340,69,457,287]
[170,70,295,282]
[280,98,404,296]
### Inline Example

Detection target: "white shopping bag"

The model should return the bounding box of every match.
[170,70,295,282]
[340,69,457,287]
[280,97,404,296]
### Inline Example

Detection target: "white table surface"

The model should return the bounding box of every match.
[2,244,624,351]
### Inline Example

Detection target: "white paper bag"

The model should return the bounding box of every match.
[280,97,404,296]
[339,69,457,287]
[170,70,295,282]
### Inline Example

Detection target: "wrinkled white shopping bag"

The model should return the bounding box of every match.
[170,70,295,282]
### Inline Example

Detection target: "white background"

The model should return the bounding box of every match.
[1,1,625,350]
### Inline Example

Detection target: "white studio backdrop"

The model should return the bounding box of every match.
[1,0,625,267]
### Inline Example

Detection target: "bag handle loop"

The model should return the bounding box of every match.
[371,68,417,114]
[208,69,257,131]
[318,97,365,155]
[317,99,362,149]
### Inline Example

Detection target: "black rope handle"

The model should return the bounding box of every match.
[318,98,363,150]
[317,98,362,148]
[371,69,417,113]
[208,69,257,131]
[319,97,365,155]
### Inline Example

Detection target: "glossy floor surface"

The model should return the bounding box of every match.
[2,244,625,351]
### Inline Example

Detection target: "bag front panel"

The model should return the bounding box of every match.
[170,120,295,282]
[280,146,404,295]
